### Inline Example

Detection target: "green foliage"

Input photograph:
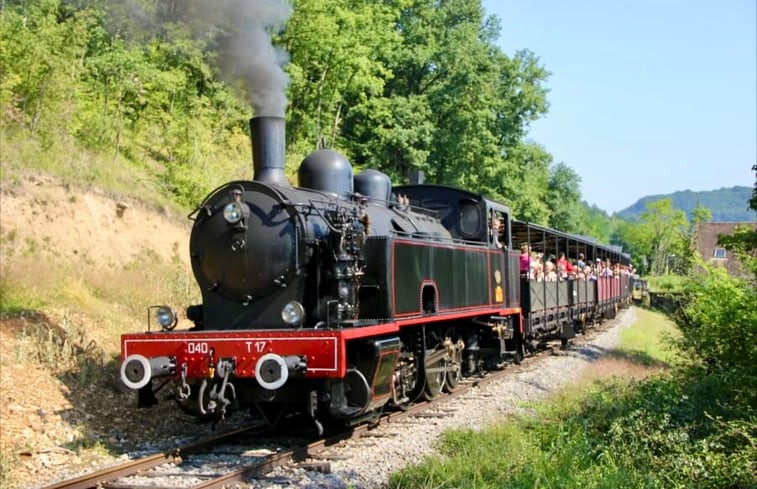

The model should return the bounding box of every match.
[646,274,686,293]
[612,198,691,275]
[494,141,552,223]
[0,0,92,140]
[319,0,553,220]
[0,283,46,316]
[1,0,252,207]
[284,0,400,158]
[572,202,614,243]
[617,307,680,366]
[390,373,755,489]
[0,0,603,230]
[691,203,712,225]
[546,161,582,231]
[674,262,757,377]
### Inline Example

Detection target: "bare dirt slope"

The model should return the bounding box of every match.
[1,173,190,271]
[0,173,200,488]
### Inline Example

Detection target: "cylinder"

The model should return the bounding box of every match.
[250,116,288,186]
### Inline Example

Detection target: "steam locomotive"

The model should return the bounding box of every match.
[120,116,631,431]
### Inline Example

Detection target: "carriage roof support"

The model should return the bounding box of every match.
[510,219,630,265]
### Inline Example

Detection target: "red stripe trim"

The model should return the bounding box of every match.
[396,307,521,327]
[337,323,400,340]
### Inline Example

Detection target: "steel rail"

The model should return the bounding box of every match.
[187,370,512,488]
[39,423,264,489]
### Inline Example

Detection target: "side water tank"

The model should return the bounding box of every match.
[354,169,392,203]
[298,150,353,196]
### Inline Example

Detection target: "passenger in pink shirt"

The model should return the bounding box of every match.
[519,244,531,276]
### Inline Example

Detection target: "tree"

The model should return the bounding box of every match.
[545,161,582,232]
[340,0,551,210]
[0,0,93,139]
[282,0,400,170]
[690,203,712,226]
[497,141,551,223]
[612,218,653,274]
[639,198,689,275]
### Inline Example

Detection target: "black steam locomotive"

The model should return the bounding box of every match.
[120,116,631,431]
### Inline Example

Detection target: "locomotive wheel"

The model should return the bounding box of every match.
[444,327,463,392]
[512,333,525,365]
[392,343,423,409]
[423,330,447,400]
[424,359,446,400]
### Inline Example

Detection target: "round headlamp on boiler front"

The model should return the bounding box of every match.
[223,185,250,227]
[223,202,245,224]
[151,305,177,331]
[281,301,305,326]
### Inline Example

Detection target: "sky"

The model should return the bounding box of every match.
[481,0,756,214]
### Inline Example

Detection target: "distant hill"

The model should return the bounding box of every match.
[615,186,756,222]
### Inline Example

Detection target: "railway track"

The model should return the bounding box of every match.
[38,370,512,489]
[40,316,619,489]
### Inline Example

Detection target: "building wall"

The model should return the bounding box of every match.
[693,222,757,276]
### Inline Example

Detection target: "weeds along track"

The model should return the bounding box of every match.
[38,314,623,489]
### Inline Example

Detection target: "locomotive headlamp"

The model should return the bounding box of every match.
[281,301,305,326]
[223,202,245,224]
[155,306,177,330]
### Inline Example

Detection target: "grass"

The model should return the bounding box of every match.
[11,311,106,384]
[614,307,680,365]
[646,274,687,293]
[0,246,198,355]
[0,127,182,216]
[388,308,755,489]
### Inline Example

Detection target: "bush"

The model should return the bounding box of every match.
[674,262,757,376]
[389,373,756,489]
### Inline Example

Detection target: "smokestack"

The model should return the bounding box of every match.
[250,116,288,186]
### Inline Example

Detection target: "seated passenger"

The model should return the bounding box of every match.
[530,251,541,278]
[544,261,558,282]
[576,252,586,270]
[557,252,574,275]
[557,263,568,280]
[601,259,614,277]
